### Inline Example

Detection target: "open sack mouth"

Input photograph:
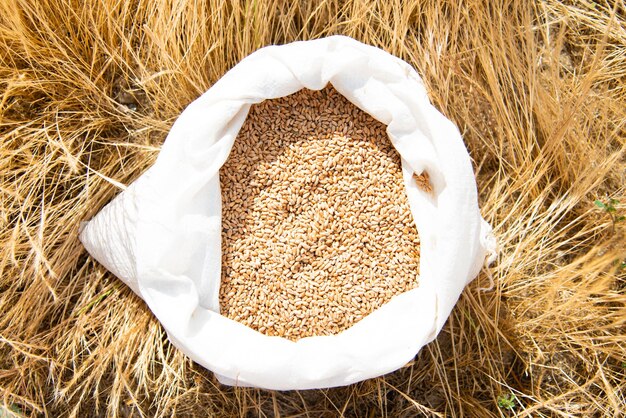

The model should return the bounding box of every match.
[79,35,496,390]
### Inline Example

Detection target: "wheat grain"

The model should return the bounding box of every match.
[219,86,425,341]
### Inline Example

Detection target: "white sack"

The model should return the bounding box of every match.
[80,35,497,390]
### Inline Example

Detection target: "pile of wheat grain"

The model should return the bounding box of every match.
[219,86,422,340]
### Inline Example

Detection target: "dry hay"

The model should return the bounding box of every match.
[1,0,625,417]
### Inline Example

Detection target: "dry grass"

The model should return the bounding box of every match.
[0,0,624,416]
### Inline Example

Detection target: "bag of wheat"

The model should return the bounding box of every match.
[79,35,496,390]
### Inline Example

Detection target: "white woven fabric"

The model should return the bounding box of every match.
[80,35,496,390]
